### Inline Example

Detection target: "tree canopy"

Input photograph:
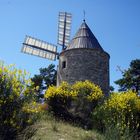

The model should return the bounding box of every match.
[115,59,140,93]
[31,64,57,101]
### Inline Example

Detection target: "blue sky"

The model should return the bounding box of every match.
[0,0,140,90]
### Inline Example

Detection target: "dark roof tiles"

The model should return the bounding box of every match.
[66,20,103,50]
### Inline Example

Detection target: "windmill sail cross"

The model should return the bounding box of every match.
[21,12,72,61]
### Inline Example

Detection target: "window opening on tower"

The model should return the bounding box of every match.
[62,61,66,69]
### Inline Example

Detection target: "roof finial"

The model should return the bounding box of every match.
[83,10,86,22]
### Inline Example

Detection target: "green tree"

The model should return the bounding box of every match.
[115,59,140,93]
[31,64,57,101]
[109,85,114,93]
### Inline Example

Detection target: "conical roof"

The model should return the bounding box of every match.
[66,20,103,50]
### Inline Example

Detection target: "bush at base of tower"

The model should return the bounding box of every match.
[92,90,140,137]
[45,80,103,128]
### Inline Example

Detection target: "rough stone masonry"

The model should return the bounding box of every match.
[57,20,110,95]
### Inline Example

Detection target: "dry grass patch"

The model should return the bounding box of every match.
[30,117,103,140]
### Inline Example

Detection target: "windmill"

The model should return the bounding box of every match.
[21,12,72,61]
[21,12,110,95]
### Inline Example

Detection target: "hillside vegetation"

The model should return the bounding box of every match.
[0,62,140,140]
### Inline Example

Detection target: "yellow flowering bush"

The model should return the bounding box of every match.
[72,80,103,101]
[45,80,103,127]
[93,90,140,134]
[0,62,38,139]
[23,101,48,115]
[45,80,103,100]
[45,81,77,98]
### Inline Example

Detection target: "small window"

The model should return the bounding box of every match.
[62,61,66,69]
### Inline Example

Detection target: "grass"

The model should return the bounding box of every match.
[29,114,103,140]
[21,113,138,140]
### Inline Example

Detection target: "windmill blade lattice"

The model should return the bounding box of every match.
[21,36,58,61]
[58,12,72,49]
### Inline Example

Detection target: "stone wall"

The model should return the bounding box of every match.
[57,48,110,95]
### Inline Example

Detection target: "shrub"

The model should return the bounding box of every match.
[93,90,140,137]
[0,62,38,139]
[45,80,103,128]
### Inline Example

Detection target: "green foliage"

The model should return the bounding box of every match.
[31,64,57,101]
[115,59,140,93]
[102,124,137,140]
[93,90,140,137]
[0,62,38,139]
[109,85,114,93]
[45,80,103,128]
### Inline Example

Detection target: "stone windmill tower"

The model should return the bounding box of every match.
[57,20,110,95]
[21,12,110,95]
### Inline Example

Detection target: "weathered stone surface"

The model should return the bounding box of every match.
[57,48,110,95]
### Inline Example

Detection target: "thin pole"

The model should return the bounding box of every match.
[62,12,66,50]
[83,10,86,21]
